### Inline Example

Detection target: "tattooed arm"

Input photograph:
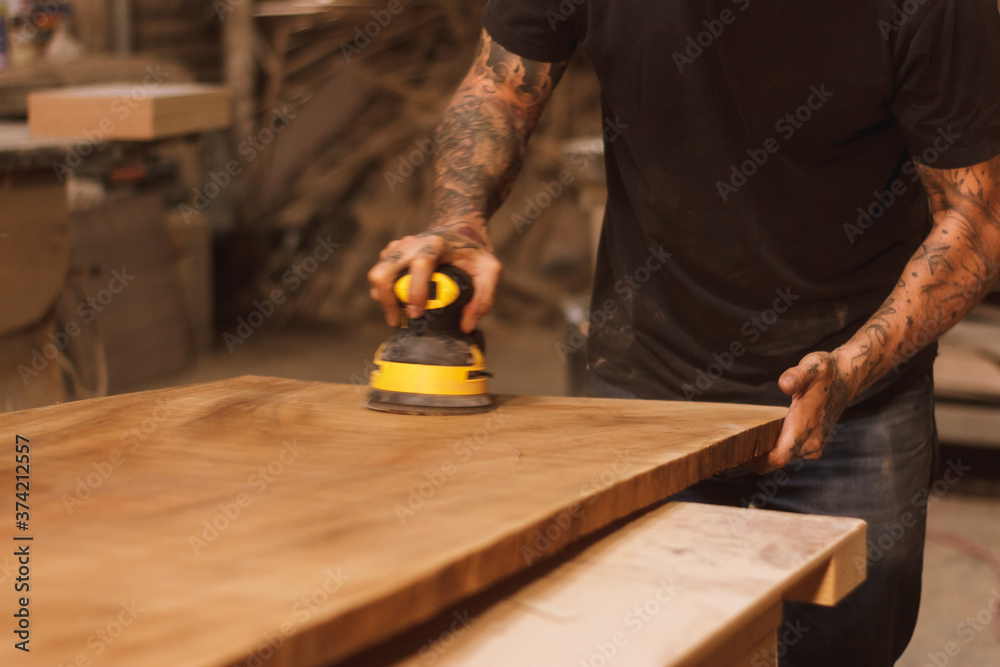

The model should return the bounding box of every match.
[753,154,1000,472]
[368,29,568,332]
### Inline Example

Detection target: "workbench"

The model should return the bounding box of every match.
[0,377,865,666]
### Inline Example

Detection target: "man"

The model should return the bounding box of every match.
[368,1,1000,664]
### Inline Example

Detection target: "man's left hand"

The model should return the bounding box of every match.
[748,351,853,474]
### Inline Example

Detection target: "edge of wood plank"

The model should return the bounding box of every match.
[0,376,787,667]
[673,512,867,667]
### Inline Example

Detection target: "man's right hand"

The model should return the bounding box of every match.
[367,228,502,333]
[366,29,567,334]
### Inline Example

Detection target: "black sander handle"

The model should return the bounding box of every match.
[393,264,473,335]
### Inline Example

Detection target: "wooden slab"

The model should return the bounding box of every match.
[377,502,866,667]
[0,377,784,667]
[28,84,230,140]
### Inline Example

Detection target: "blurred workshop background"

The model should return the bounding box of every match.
[0,2,998,665]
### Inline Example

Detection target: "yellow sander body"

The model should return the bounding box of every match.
[366,265,494,415]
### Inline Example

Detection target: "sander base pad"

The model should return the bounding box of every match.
[365,388,494,416]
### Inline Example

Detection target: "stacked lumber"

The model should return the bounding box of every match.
[0,54,194,117]
[228,0,604,327]
[28,83,231,140]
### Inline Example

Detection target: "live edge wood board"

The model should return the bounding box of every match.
[376,502,866,667]
[0,376,785,667]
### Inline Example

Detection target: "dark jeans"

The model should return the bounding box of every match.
[587,371,937,667]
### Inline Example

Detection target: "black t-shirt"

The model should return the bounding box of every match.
[483,0,1000,406]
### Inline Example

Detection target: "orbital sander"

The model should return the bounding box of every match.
[366,264,494,415]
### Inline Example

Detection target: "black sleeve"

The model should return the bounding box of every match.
[889,0,1000,169]
[481,0,578,63]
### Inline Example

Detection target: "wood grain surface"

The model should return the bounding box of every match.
[378,502,866,667]
[0,376,785,667]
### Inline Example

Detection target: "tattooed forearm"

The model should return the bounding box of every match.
[428,30,567,247]
[837,154,1000,399]
[913,244,954,275]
